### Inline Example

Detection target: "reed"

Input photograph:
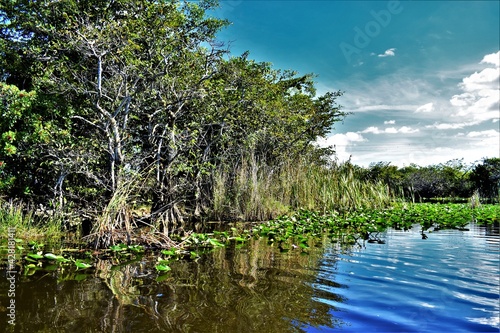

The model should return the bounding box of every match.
[469,189,481,209]
[0,199,63,240]
[210,155,391,221]
[87,169,145,248]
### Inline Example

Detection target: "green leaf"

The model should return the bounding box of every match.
[27,253,44,259]
[208,238,225,247]
[24,264,38,276]
[156,274,171,282]
[74,261,92,269]
[155,264,171,272]
[44,253,58,260]
[110,244,128,252]
[44,253,70,262]
[161,249,177,256]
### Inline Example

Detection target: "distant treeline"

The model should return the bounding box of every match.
[353,158,500,203]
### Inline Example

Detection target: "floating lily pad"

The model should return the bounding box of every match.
[27,253,44,260]
[155,264,171,272]
[74,260,92,269]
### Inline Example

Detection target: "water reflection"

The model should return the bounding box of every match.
[1,238,347,332]
[315,223,500,332]
[1,223,499,332]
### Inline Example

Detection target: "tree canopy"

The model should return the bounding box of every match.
[0,0,347,242]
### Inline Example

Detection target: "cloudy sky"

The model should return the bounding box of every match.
[212,0,499,167]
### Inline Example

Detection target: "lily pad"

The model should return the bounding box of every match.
[155,264,171,272]
[27,253,44,260]
[74,260,92,269]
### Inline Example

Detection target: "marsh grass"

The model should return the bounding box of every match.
[469,189,482,209]
[0,200,64,241]
[86,169,177,249]
[211,156,391,221]
[88,180,136,248]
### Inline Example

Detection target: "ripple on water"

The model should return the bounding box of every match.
[314,224,500,332]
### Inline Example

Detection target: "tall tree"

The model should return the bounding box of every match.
[1,0,348,244]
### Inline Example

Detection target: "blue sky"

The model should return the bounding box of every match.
[211,0,499,167]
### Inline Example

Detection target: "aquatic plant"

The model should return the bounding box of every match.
[210,158,392,222]
[0,200,64,240]
[473,204,500,224]
[4,202,497,279]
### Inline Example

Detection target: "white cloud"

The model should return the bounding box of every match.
[425,121,479,130]
[460,67,499,92]
[316,132,365,147]
[449,50,500,124]
[467,129,499,138]
[361,126,380,134]
[315,132,366,162]
[378,48,396,57]
[361,126,419,134]
[319,51,499,167]
[399,126,419,134]
[480,51,500,67]
[415,102,434,113]
[347,104,419,113]
[339,75,436,115]
[450,93,475,107]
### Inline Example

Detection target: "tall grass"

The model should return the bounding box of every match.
[210,155,391,221]
[0,200,64,241]
[88,170,143,248]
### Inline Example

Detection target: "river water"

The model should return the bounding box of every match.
[1,223,499,332]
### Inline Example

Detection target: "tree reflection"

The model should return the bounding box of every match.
[0,238,347,332]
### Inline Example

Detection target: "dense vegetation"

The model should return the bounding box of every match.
[1,0,499,248]
[357,158,500,203]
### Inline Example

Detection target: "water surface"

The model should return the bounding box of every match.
[1,223,498,332]
[312,223,499,332]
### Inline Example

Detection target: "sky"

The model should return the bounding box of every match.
[211,0,500,167]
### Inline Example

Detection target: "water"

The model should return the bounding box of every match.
[1,223,499,332]
[312,223,500,332]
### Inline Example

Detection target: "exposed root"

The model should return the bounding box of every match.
[83,226,178,249]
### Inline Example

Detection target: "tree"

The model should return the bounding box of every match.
[469,158,500,201]
[364,162,401,196]
[1,0,348,245]
[1,0,230,233]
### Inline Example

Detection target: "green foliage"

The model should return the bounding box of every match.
[74,260,93,270]
[211,157,391,221]
[155,263,171,272]
[247,203,494,250]
[0,200,64,240]
[0,83,35,190]
[469,158,500,201]
[360,158,499,203]
[473,204,500,224]
[1,0,351,239]
[18,245,94,276]
[2,0,495,250]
